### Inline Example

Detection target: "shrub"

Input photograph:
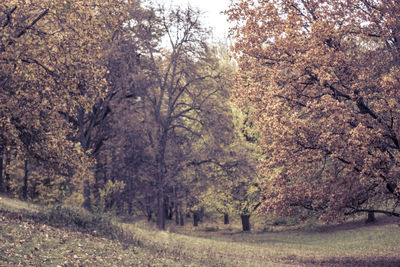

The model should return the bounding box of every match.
[203,226,219,232]
[35,205,124,240]
[272,217,288,226]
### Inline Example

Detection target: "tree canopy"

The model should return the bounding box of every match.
[0,0,132,201]
[1,0,130,175]
[228,0,400,221]
[7,0,400,231]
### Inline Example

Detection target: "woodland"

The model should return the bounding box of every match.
[1,0,400,236]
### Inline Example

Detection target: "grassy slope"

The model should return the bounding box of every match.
[1,196,400,266]
[0,197,182,267]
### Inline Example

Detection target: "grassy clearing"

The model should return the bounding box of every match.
[124,217,400,266]
[1,196,400,266]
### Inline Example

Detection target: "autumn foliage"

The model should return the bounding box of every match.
[7,0,400,230]
[1,1,129,190]
[228,0,400,220]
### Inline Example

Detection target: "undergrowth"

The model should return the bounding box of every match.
[36,205,125,240]
[0,197,140,247]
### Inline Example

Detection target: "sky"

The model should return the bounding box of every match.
[156,0,233,40]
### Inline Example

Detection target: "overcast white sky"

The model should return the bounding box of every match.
[154,0,232,40]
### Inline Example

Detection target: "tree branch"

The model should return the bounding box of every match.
[4,9,49,51]
[2,6,17,28]
[345,208,400,217]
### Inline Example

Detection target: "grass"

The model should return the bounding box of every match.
[126,217,400,266]
[1,195,400,266]
[0,197,182,266]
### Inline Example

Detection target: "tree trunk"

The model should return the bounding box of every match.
[115,191,122,215]
[175,205,179,225]
[193,212,200,227]
[147,210,152,222]
[241,215,251,231]
[4,153,10,193]
[163,196,168,219]
[168,205,174,220]
[82,179,92,212]
[145,195,152,221]
[0,153,3,193]
[164,197,172,220]
[155,128,168,230]
[224,213,229,225]
[199,207,205,222]
[366,211,376,223]
[174,186,178,224]
[127,171,134,215]
[146,209,153,222]
[22,159,28,200]
[157,191,166,230]
[128,200,133,215]
[179,210,184,226]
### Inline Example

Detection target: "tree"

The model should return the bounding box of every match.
[67,1,155,211]
[228,0,400,221]
[199,104,261,231]
[0,0,129,196]
[133,4,232,230]
[200,156,260,231]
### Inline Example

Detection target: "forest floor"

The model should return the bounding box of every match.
[1,196,400,266]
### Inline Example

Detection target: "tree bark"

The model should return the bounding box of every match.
[179,210,184,226]
[145,194,153,221]
[82,179,92,212]
[128,200,133,215]
[0,153,3,193]
[127,171,134,215]
[157,190,166,230]
[164,197,172,220]
[199,207,205,222]
[241,215,251,231]
[168,205,174,220]
[175,205,179,225]
[366,211,376,223]
[22,159,28,200]
[224,213,229,225]
[193,212,200,227]
[155,127,168,230]
[4,153,10,193]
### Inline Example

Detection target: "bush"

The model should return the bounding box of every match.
[35,205,124,240]
[271,216,299,226]
[272,217,288,226]
[203,226,219,232]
